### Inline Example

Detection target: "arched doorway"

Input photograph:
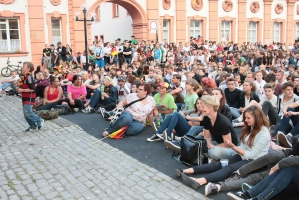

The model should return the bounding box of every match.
[89,0,148,40]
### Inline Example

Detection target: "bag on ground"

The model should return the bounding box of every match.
[35,110,58,120]
[179,135,208,166]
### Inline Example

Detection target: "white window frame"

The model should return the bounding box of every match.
[0,18,21,52]
[163,19,169,43]
[273,22,281,42]
[221,21,231,40]
[248,21,257,43]
[51,18,62,46]
[190,20,202,38]
[296,23,299,40]
[116,5,119,17]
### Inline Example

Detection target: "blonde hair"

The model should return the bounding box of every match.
[201,95,220,112]
[103,76,114,85]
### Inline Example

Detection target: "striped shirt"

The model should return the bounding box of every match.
[21,74,36,105]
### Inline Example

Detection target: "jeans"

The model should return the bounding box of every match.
[186,126,204,137]
[262,101,278,126]
[279,108,299,136]
[23,104,42,129]
[43,57,52,70]
[106,112,144,136]
[1,82,15,91]
[192,154,251,183]
[124,57,131,64]
[220,170,269,191]
[157,112,190,137]
[208,146,235,160]
[230,107,241,118]
[89,89,112,108]
[238,150,287,177]
[248,166,299,200]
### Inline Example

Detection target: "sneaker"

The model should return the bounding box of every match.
[205,182,219,196]
[225,172,241,182]
[241,183,252,193]
[164,140,181,151]
[82,106,92,114]
[146,134,162,142]
[37,119,44,130]
[74,108,79,112]
[232,123,238,127]
[99,107,106,118]
[227,191,251,200]
[277,132,293,148]
[175,169,183,177]
[25,127,37,132]
[155,133,165,140]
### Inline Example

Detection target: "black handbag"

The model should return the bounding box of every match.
[179,135,208,166]
[53,105,73,115]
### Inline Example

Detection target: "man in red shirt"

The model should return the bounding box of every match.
[16,62,44,131]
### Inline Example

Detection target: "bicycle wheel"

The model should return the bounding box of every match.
[16,66,22,74]
[1,67,11,77]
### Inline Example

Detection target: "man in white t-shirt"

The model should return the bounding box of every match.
[164,65,177,83]
[116,76,130,103]
[0,70,20,95]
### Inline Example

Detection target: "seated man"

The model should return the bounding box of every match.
[169,74,186,110]
[35,72,50,98]
[116,75,130,103]
[0,70,19,96]
[82,76,118,113]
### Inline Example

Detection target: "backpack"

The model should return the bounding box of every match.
[35,110,58,120]
[179,135,208,166]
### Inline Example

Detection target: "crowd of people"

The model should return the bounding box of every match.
[1,35,299,199]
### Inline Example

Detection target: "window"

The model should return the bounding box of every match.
[97,5,100,21]
[0,18,20,52]
[221,21,231,40]
[248,21,257,43]
[296,23,299,39]
[190,20,201,38]
[163,20,169,43]
[116,5,119,17]
[273,22,281,42]
[51,18,61,46]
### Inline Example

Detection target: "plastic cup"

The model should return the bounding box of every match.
[220,159,228,168]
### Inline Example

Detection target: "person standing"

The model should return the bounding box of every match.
[42,44,51,71]
[16,62,44,131]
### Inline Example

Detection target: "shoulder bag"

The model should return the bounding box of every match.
[109,96,147,125]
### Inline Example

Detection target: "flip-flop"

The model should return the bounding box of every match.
[181,173,200,190]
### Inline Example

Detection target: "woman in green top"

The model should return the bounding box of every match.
[153,82,177,126]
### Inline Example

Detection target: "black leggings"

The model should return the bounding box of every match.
[192,154,252,183]
[58,98,84,110]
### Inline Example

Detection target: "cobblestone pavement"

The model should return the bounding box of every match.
[0,96,208,200]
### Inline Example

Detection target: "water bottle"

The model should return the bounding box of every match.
[100,85,105,100]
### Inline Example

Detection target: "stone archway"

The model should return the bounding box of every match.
[88,0,147,40]
[70,0,148,53]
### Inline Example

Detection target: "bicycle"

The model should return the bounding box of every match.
[1,57,22,77]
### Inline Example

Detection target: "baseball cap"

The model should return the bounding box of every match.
[117,76,126,82]
[158,82,170,89]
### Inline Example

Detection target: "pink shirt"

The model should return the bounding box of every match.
[67,84,87,101]
[126,93,156,125]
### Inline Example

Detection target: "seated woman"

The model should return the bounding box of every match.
[36,76,63,111]
[35,72,50,98]
[153,82,177,127]
[58,75,86,111]
[147,98,203,143]
[85,72,101,99]
[177,106,271,190]
[82,76,118,113]
[185,88,232,137]
[102,83,155,137]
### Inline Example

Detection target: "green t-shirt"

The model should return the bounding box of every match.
[184,93,198,110]
[154,93,177,111]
